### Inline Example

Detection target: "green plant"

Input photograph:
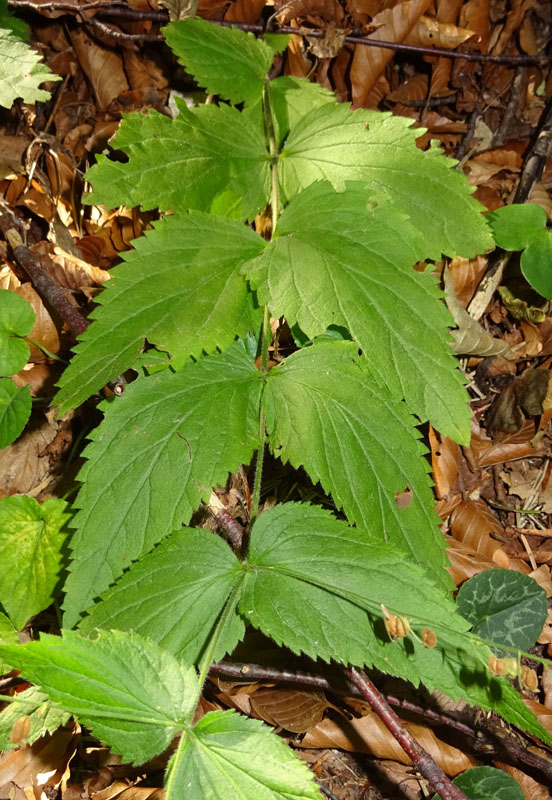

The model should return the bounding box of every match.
[0,290,34,447]
[488,203,552,300]
[0,2,60,109]
[0,17,550,800]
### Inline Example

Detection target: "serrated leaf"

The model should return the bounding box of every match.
[165,710,321,800]
[85,102,269,221]
[244,76,336,147]
[240,503,463,666]
[0,630,200,764]
[0,289,35,375]
[62,339,263,628]
[263,340,451,588]
[55,212,265,414]
[163,18,274,106]
[0,496,71,630]
[0,686,71,750]
[0,612,18,674]
[432,766,525,800]
[278,104,493,258]
[244,182,470,441]
[0,28,60,108]
[79,528,244,664]
[241,503,551,743]
[456,569,548,654]
[0,378,31,448]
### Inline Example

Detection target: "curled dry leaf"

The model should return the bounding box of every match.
[350,0,433,106]
[445,536,530,586]
[406,15,475,48]
[485,368,550,435]
[16,283,61,362]
[69,29,129,110]
[300,708,476,775]
[449,499,511,567]
[249,687,328,733]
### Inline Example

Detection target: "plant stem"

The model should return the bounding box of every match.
[250,80,281,526]
[197,576,244,690]
[346,667,469,800]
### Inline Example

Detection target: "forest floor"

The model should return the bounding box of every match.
[1,0,552,797]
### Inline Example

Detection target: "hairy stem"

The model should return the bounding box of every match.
[250,81,281,526]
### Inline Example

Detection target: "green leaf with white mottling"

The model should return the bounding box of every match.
[278,104,493,259]
[245,182,470,441]
[456,569,548,655]
[0,496,71,630]
[432,766,525,800]
[54,213,265,414]
[62,339,263,629]
[264,340,451,588]
[0,630,200,764]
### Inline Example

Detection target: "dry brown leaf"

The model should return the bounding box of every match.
[70,29,130,109]
[350,0,433,107]
[494,762,551,800]
[300,709,476,775]
[93,781,165,800]
[0,412,58,497]
[449,499,511,567]
[250,687,327,733]
[0,727,76,796]
[448,255,488,307]
[445,536,530,585]
[485,369,550,435]
[224,0,266,22]
[16,283,61,362]
[470,417,550,467]
[429,427,459,499]
[0,135,28,179]
[405,15,475,49]
[31,242,111,291]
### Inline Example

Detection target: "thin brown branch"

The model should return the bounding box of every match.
[0,206,89,337]
[6,0,550,64]
[346,667,469,800]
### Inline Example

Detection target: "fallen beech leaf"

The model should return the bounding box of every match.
[15,283,60,362]
[485,368,550,435]
[300,709,475,775]
[250,687,327,733]
[350,0,433,105]
[449,499,510,566]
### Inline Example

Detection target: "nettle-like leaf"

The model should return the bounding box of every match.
[55,213,265,414]
[163,17,275,106]
[0,686,71,750]
[244,182,470,442]
[79,528,246,664]
[278,103,493,259]
[77,502,550,743]
[0,632,320,800]
[165,710,320,800]
[62,339,264,628]
[0,496,71,631]
[0,27,60,108]
[0,630,200,765]
[85,101,270,221]
[263,339,451,588]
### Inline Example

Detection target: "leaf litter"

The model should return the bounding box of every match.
[0,0,552,797]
